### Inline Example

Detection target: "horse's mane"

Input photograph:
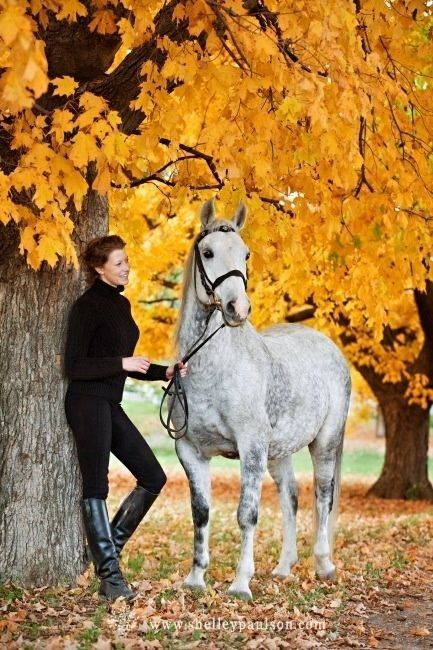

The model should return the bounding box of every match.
[174,218,235,349]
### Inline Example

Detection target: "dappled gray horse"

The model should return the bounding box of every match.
[173,200,351,600]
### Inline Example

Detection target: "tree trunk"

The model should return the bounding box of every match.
[368,392,433,500]
[0,190,108,586]
[0,1,177,588]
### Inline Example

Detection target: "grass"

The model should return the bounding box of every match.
[121,397,433,477]
[364,561,385,585]
[124,551,145,581]
[77,605,107,650]
[155,587,178,608]
[21,622,44,641]
[0,584,24,601]
[285,584,335,611]
[389,551,409,570]
[3,478,433,648]
[138,444,393,475]
[121,399,159,417]
[158,557,177,579]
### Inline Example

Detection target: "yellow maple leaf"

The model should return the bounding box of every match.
[79,91,108,114]
[92,163,111,195]
[19,224,37,255]
[33,180,54,209]
[0,5,25,46]
[172,4,187,22]
[36,234,60,267]
[50,108,75,143]
[61,168,88,210]
[276,96,303,122]
[69,132,100,168]
[56,0,87,22]
[88,9,117,34]
[309,19,323,41]
[52,76,79,97]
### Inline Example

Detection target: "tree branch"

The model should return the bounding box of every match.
[286,306,316,322]
[353,116,374,196]
[240,0,326,76]
[158,139,224,187]
[353,0,372,57]
[139,297,178,305]
[206,0,252,72]
[414,280,433,350]
[36,1,127,81]
[86,1,198,134]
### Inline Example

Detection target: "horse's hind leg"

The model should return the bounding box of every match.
[228,439,267,601]
[267,456,298,578]
[309,433,343,581]
[176,437,211,590]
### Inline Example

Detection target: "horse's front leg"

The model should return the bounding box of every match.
[228,439,267,601]
[176,437,211,590]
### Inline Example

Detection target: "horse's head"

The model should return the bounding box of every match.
[194,199,251,327]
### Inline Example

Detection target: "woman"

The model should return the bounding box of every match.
[64,235,186,602]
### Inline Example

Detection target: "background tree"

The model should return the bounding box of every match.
[112,184,433,501]
[287,294,433,499]
[1,0,432,587]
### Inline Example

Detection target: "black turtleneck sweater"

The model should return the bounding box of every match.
[64,278,168,402]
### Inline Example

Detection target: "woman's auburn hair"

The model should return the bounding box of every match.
[82,235,126,283]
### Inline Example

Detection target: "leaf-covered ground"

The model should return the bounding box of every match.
[1,470,433,649]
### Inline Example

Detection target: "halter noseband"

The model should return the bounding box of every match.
[194,225,248,306]
[160,225,248,440]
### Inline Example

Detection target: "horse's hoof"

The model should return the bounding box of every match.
[272,568,298,582]
[316,569,337,582]
[183,568,206,591]
[183,580,206,591]
[228,587,252,601]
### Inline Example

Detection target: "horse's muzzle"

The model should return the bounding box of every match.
[222,296,251,326]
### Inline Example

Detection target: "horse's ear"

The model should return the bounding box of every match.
[200,199,216,228]
[232,202,247,230]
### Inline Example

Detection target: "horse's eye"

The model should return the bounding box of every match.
[203,249,214,259]
[245,251,250,260]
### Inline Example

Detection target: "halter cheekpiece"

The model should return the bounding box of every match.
[160,224,249,440]
[194,225,248,301]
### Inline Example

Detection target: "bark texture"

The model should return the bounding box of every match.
[369,392,432,499]
[0,1,181,586]
[0,191,108,585]
[356,364,433,501]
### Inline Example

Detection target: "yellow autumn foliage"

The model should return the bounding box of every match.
[1,0,432,402]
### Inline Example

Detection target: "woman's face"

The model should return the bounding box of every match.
[95,248,130,287]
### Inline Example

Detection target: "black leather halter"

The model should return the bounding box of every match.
[159,225,250,440]
[193,225,248,302]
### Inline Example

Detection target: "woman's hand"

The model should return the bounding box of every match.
[122,356,151,373]
[166,361,188,380]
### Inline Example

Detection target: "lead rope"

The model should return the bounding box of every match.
[159,224,247,440]
[159,310,225,440]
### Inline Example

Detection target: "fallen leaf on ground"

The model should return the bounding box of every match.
[410,626,430,637]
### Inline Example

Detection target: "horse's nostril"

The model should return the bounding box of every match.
[226,300,236,315]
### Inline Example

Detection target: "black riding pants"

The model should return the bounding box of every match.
[65,391,167,500]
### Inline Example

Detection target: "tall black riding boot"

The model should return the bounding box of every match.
[82,498,136,602]
[111,486,159,557]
